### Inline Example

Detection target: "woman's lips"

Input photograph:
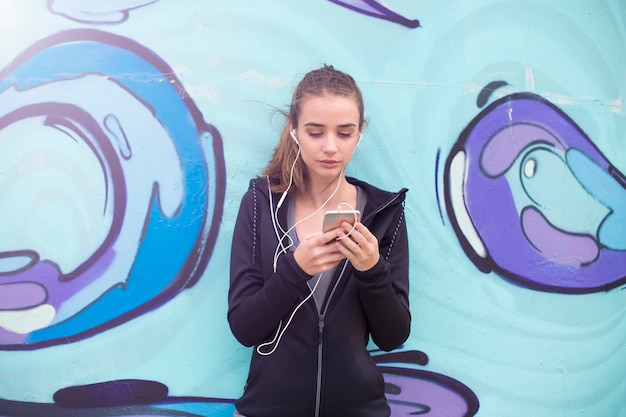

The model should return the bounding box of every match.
[319,160,340,169]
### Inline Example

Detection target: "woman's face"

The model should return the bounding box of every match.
[293,94,361,185]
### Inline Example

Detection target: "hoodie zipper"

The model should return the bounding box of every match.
[313,189,406,417]
[314,261,348,417]
[314,313,325,417]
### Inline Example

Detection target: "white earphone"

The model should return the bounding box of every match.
[275,131,300,210]
[290,130,299,146]
[262,128,362,355]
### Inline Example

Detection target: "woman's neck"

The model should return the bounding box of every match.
[298,175,354,212]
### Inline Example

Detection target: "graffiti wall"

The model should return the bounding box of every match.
[0,0,624,416]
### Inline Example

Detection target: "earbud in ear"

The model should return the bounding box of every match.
[290,130,300,146]
[356,133,363,147]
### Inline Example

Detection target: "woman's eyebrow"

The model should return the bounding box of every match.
[303,122,357,128]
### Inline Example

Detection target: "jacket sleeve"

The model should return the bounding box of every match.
[227,182,313,347]
[354,204,410,351]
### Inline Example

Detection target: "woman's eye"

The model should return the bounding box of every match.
[338,132,354,138]
[308,132,323,137]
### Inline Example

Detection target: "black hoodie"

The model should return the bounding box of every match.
[228,177,410,417]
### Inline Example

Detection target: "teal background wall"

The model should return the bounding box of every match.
[0,1,624,416]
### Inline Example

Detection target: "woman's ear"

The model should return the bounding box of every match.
[287,121,300,146]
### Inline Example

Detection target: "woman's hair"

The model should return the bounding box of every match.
[262,64,365,194]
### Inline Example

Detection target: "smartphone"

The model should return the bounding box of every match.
[322,210,361,232]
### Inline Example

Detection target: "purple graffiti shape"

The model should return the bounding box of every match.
[48,0,159,24]
[53,379,168,408]
[0,394,236,417]
[444,91,626,293]
[521,206,600,266]
[374,350,479,416]
[328,0,420,28]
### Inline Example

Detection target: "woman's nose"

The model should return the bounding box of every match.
[322,134,338,152]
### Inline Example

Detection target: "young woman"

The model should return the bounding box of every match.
[228,65,410,417]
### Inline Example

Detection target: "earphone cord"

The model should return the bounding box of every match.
[262,177,357,355]
[256,272,324,356]
[269,147,300,269]
[271,168,345,272]
[334,201,358,240]
[271,130,363,268]
[260,132,363,355]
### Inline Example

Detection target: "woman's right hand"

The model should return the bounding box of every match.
[293,229,346,276]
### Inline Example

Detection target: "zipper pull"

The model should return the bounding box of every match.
[318,315,325,345]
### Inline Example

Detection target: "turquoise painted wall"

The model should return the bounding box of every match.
[0,1,624,416]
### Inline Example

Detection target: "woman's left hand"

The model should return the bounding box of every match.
[335,221,380,272]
